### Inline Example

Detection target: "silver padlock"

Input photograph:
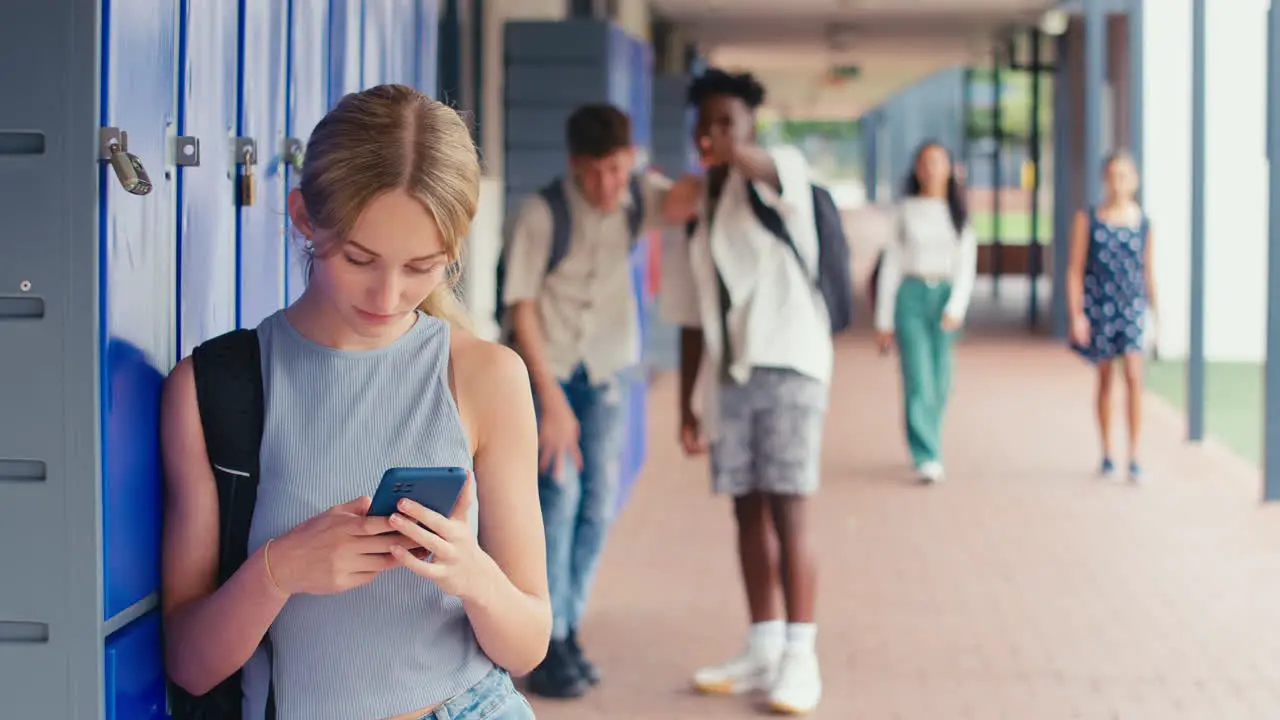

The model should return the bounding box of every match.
[108,142,153,196]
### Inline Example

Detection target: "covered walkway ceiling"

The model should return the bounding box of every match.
[651,0,1063,119]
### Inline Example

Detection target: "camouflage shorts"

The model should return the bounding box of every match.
[710,367,828,497]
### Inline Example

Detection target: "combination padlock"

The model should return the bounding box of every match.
[108,142,153,196]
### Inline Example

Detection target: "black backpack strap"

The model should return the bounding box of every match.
[538,178,573,276]
[191,328,265,585]
[626,173,645,239]
[185,328,269,719]
[745,181,814,284]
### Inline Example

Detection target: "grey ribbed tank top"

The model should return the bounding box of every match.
[240,310,493,720]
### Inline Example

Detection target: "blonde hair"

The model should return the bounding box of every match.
[299,83,479,329]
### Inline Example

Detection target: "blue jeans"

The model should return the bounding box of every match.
[537,365,626,641]
[418,666,534,719]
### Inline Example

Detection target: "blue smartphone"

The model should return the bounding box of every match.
[368,466,467,519]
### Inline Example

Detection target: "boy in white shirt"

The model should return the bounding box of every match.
[659,68,831,715]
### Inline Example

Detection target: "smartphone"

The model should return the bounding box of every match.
[367,466,468,519]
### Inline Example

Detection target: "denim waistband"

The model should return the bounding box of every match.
[420,665,515,720]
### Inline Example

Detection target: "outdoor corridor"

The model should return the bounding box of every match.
[529,327,1280,719]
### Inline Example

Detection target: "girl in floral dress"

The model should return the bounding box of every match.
[1067,150,1159,482]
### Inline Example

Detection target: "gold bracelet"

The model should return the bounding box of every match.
[262,538,286,595]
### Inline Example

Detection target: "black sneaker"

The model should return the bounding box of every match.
[525,639,589,699]
[566,629,601,686]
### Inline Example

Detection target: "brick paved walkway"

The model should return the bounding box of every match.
[527,330,1280,719]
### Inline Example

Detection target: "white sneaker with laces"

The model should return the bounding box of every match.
[767,648,822,714]
[692,646,781,695]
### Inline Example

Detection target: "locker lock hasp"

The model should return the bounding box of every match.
[283,137,305,173]
[98,127,152,196]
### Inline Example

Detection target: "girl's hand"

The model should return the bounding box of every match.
[940,314,963,332]
[388,473,496,602]
[268,497,404,597]
[875,330,895,354]
[1071,313,1091,346]
[1144,312,1160,352]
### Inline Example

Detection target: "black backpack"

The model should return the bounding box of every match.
[493,174,646,335]
[166,328,274,720]
[689,181,855,334]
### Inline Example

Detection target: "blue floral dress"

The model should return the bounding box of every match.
[1072,208,1150,362]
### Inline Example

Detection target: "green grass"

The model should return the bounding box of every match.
[970,211,1054,246]
[1144,360,1263,466]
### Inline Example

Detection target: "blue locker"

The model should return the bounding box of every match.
[104,611,166,720]
[644,74,693,378]
[629,37,653,152]
[329,0,365,104]
[618,31,652,505]
[177,0,240,357]
[363,0,417,87]
[286,0,331,302]
[617,241,649,510]
[238,0,290,329]
[100,0,178,624]
[607,25,631,112]
[417,0,440,95]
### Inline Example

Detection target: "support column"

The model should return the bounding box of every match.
[1050,30,1071,339]
[900,90,923,185]
[961,67,973,172]
[992,45,1004,299]
[1084,0,1106,209]
[885,100,904,198]
[1189,0,1206,442]
[1028,29,1043,328]
[882,105,896,199]
[438,0,461,103]
[1107,15,1131,154]
[1265,0,1280,498]
[863,111,881,203]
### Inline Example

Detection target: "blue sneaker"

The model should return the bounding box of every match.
[1128,460,1142,483]
[1099,457,1115,477]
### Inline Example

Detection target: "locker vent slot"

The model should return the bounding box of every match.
[0,459,46,482]
[0,131,45,156]
[0,621,49,643]
[0,296,44,319]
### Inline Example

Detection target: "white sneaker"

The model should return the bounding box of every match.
[692,647,781,695]
[767,648,822,714]
[918,460,945,484]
